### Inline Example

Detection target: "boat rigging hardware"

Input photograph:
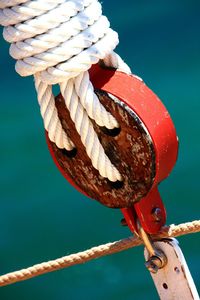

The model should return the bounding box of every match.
[137,220,167,273]
[47,64,178,235]
[145,239,200,300]
[0,1,198,298]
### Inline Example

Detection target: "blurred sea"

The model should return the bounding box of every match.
[0,1,200,299]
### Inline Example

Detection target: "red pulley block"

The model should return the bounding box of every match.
[46,65,178,235]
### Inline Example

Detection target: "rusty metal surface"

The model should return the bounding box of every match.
[48,90,156,208]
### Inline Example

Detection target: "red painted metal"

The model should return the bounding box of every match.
[122,188,166,234]
[47,65,178,235]
[90,65,178,187]
[90,65,178,234]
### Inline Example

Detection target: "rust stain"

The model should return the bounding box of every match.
[49,90,156,208]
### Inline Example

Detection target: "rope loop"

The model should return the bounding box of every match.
[0,0,132,182]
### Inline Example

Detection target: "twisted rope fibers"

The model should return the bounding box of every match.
[0,0,131,181]
[0,220,199,287]
[2,2,198,292]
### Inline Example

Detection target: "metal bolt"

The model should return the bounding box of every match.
[145,250,167,274]
[121,218,128,227]
[151,207,162,223]
[145,256,163,274]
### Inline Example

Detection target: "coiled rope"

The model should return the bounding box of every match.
[0,0,131,182]
[0,220,199,287]
[2,2,199,291]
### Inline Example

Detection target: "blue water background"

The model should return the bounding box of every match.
[0,1,200,299]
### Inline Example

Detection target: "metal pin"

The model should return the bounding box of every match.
[137,220,167,273]
[151,207,162,223]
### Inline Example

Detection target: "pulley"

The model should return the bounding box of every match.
[46,64,178,235]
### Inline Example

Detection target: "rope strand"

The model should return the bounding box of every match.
[0,220,199,288]
[0,0,130,181]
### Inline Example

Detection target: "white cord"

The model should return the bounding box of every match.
[0,0,130,182]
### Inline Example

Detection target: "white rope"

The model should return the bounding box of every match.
[0,0,130,182]
[60,77,121,180]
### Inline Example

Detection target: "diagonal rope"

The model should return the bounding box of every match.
[0,220,199,288]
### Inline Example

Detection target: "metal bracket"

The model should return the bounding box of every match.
[121,187,166,235]
[144,238,200,300]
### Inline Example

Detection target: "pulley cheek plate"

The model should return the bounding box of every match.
[90,65,178,185]
[46,65,178,233]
